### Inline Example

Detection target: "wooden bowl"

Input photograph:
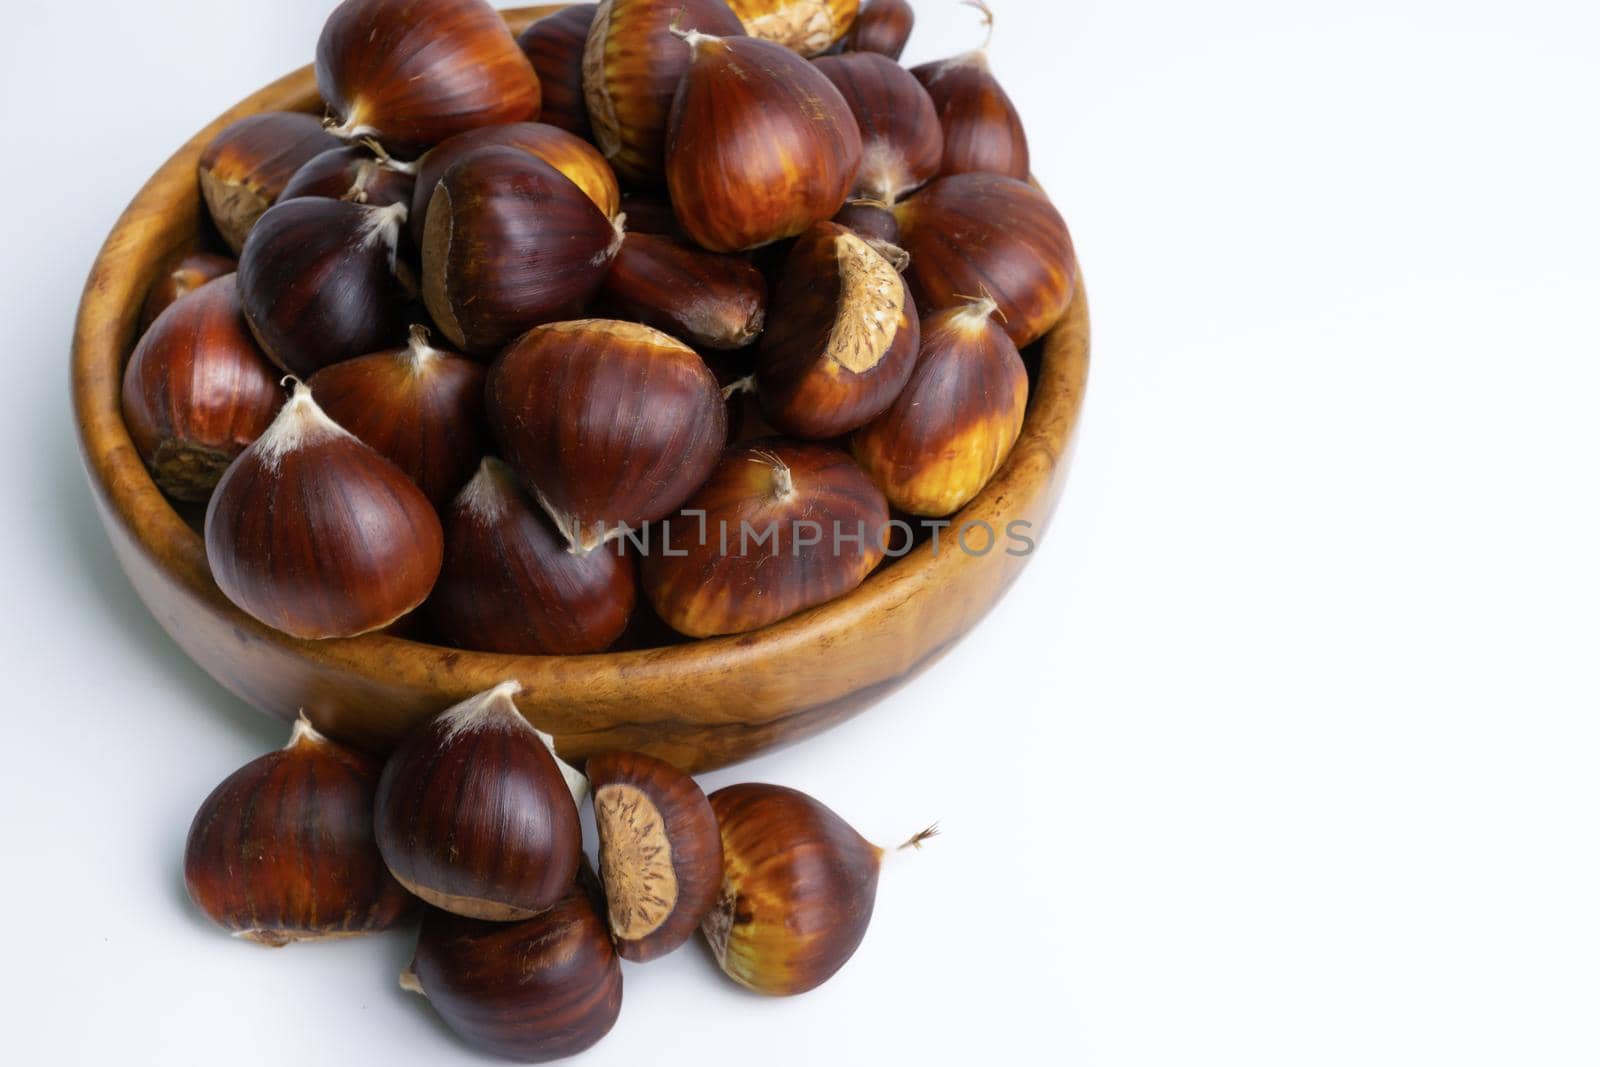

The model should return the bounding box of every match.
[70,5,1090,772]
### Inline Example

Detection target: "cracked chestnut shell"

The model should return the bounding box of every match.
[279,145,415,208]
[139,251,235,333]
[912,44,1030,180]
[184,714,416,946]
[600,232,767,350]
[726,0,858,56]
[844,0,913,60]
[587,750,722,962]
[517,3,598,140]
[198,112,341,253]
[814,52,942,205]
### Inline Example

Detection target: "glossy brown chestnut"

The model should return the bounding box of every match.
[403,882,622,1062]
[184,714,416,946]
[831,199,900,244]
[587,750,723,962]
[375,682,585,920]
[428,458,637,655]
[203,381,443,639]
[517,4,597,140]
[600,232,767,350]
[316,0,539,156]
[486,319,728,554]
[844,0,913,60]
[421,147,623,355]
[814,52,943,205]
[279,145,415,208]
[910,3,1030,181]
[306,325,486,508]
[582,0,747,187]
[618,191,684,239]
[726,0,859,56]
[755,222,919,439]
[895,173,1077,348]
[198,112,341,253]
[643,440,888,637]
[853,296,1028,516]
[139,251,235,333]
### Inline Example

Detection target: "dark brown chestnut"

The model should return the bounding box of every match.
[375,682,585,920]
[600,232,767,350]
[588,750,723,962]
[725,0,859,56]
[279,145,415,208]
[755,222,920,439]
[517,3,597,140]
[420,147,623,355]
[844,0,913,60]
[122,274,283,501]
[666,28,863,251]
[184,714,417,946]
[619,191,685,239]
[486,319,728,553]
[642,439,889,636]
[831,198,900,244]
[814,52,942,206]
[198,112,341,253]
[910,1,1030,181]
[316,0,539,156]
[139,251,235,333]
[428,458,637,654]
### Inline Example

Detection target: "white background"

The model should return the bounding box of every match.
[2,0,1598,1063]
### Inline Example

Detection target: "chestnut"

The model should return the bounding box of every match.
[853,296,1028,516]
[198,112,341,253]
[203,380,444,639]
[619,191,685,240]
[486,319,728,554]
[755,222,920,439]
[306,325,486,508]
[666,27,863,252]
[895,173,1078,348]
[725,0,859,57]
[420,147,623,355]
[122,274,283,501]
[316,0,539,156]
[184,713,416,946]
[844,0,913,60]
[600,232,767,350]
[279,145,415,208]
[910,1,1030,181]
[139,251,235,333]
[814,52,943,206]
[642,439,889,637]
[428,458,637,654]
[582,0,748,187]
[517,3,597,141]
[403,882,622,1062]
[375,682,584,921]
[831,198,899,244]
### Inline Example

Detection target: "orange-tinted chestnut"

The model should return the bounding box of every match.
[895,173,1077,348]
[588,750,723,962]
[910,2,1029,181]
[487,319,727,553]
[429,458,637,654]
[139,251,236,333]
[582,0,747,187]
[279,145,415,208]
[198,112,341,253]
[667,29,863,252]
[375,682,585,921]
[844,0,913,60]
[600,232,767,350]
[853,296,1028,516]
[420,147,623,356]
[756,222,919,439]
[203,381,443,639]
[726,0,859,56]
[814,52,942,206]
[184,714,416,946]
[643,440,888,637]
[517,3,597,140]
[316,0,539,156]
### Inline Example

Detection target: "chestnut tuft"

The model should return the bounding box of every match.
[517,4,598,141]
[198,112,341,253]
[814,52,943,206]
[910,1,1030,181]
[600,232,767,351]
[279,145,415,208]
[183,713,416,946]
[725,0,859,57]
[844,0,914,60]
[139,251,236,333]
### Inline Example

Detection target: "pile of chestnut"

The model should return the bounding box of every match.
[121,0,1077,651]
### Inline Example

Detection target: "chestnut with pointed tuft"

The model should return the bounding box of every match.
[911,0,1030,181]
[517,4,598,141]
[139,251,235,333]
[814,52,943,206]
[279,145,415,208]
[600,232,767,350]
[844,0,914,60]
[725,0,859,57]
[198,112,341,253]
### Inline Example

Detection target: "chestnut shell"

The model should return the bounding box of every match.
[845,0,914,60]
[279,145,416,208]
[813,51,943,205]
[518,4,598,141]
[139,251,236,333]
[198,112,342,253]
[912,51,1030,181]
[599,232,768,350]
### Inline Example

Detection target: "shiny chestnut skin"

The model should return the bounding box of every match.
[139,251,235,333]
[184,715,416,946]
[814,52,943,205]
[912,49,1030,181]
[756,222,920,439]
[122,275,283,501]
[895,173,1078,349]
[643,439,889,637]
[582,0,747,187]
[486,319,728,554]
[198,112,341,253]
[831,199,900,244]
[600,232,767,350]
[726,0,859,57]
[279,145,415,208]
[375,683,583,920]
[429,458,637,655]
[316,0,539,156]
[420,147,622,356]
[845,0,913,60]
[587,750,723,962]
[517,4,597,140]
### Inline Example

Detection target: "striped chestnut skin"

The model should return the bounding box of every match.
[726,0,859,57]
[280,146,415,209]
[403,881,622,1062]
[375,683,584,921]
[122,275,282,502]
[486,320,728,554]
[599,232,768,350]
[582,0,747,188]
[183,714,417,946]
[587,750,723,962]
[316,0,539,157]
[853,297,1028,517]
[642,440,889,637]
[428,458,637,655]
[895,173,1078,349]
[517,4,598,141]
[666,30,863,252]
[198,112,341,253]
[755,222,920,440]
[813,52,942,205]
[844,0,913,60]
[139,251,235,333]
[911,49,1030,181]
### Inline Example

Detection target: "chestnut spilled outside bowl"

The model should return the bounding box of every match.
[69,5,1090,773]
